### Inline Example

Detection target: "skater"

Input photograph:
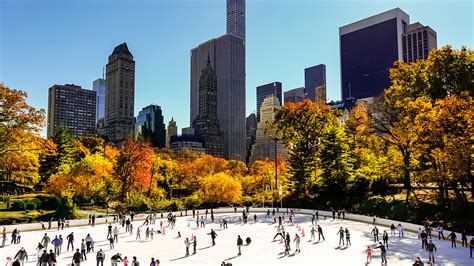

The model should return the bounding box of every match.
[107,224,113,239]
[383,230,389,249]
[447,231,457,247]
[150,228,154,240]
[273,226,284,241]
[413,256,423,266]
[136,227,141,240]
[14,247,28,266]
[58,235,63,254]
[470,236,474,258]
[108,235,114,249]
[397,223,404,238]
[237,235,243,255]
[80,239,87,260]
[113,227,119,243]
[208,229,218,246]
[426,240,437,263]
[41,233,50,250]
[421,230,428,249]
[72,249,81,266]
[200,216,205,228]
[311,213,315,225]
[284,232,291,255]
[375,242,387,264]
[371,226,379,243]
[145,227,150,240]
[184,238,190,256]
[52,236,61,256]
[436,224,445,240]
[254,214,257,223]
[461,230,468,247]
[85,234,93,253]
[337,227,345,246]
[96,249,105,266]
[317,225,325,241]
[38,250,49,266]
[310,227,316,241]
[67,232,74,251]
[110,253,123,266]
[390,224,396,236]
[193,236,197,254]
[123,256,129,266]
[345,228,351,246]
[366,246,373,263]
[293,233,301,253]
[131,256,139,266]
[129,224,134,236]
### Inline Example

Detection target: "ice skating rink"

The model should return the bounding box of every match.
[1,211,471,265]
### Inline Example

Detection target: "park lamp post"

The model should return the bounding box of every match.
[273,137,278,208]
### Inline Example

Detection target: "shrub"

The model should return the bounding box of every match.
[10,200,26,211]
[184,194,202,209]
[26,201,37,210]
[55,196,78,219]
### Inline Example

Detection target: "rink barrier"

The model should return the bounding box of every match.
[2,207,466,243]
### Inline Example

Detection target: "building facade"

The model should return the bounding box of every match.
[402,22,437,63]
[170,135,205,157]
[249,95,287,164]
[340,8,410,100]
[166,118,177,148]
[227,0,245,39]
[284,87,306,104]
[256,82,282,122]
[104,42,135,144]
[93,78,105,123]
[245,112,257,165]
[47,84,96,138]
[135,104,166,148]
[192,57,225,158]
[304,64,326,102]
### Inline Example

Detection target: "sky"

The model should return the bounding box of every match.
[1,0,472,136]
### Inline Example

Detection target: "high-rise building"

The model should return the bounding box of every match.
[104,42,135,144]
[340,8,410,100]
[245,112,257,165]
[192,56,225,158]
[166,118,177,148]
[47,84,96,138]
[250,95,287,163]
[256,82,282,122]
[402,22,437,63]
[93,78,105,123]
[190,2,246,161]
[304,64,326,102]
[227,0,245,39]
[284,87,306,104]
[170,135,205,157]
[135,104,166,148]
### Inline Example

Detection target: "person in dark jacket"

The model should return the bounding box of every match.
[96,249,105,266]
[447,231,457,247]
[375,242,387,264]
[14,247,28,266]
[72,249,82,266]
[426,240,437,263]
[208,229,218,246]
[461,230,468,247]
[48,249,56,266]
[237,235,243,255]
[39,250,49,266]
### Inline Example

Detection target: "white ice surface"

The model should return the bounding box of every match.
[1,212,472,265]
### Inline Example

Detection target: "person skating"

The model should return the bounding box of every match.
[96,249,105,266]
[14,247,28,266]
[331,209,336,220]
[150,258,156,266]
[48,249,56,266]
[371,226,379,243]
[41,233,50,250]
[337,227,345,246]
[447,231,457,247]
[310,226,316,241]
[421,230,428,250]
[366,246,373,263]
[375,241,387,264]
[184,237,190,256]
[108,235,114,249]
[293,233,301,253]
[66,232,74,251]
[131,256,140,266]
[390,224,396,236]
[12,259,20,266]
[85,234,93,253]
[382,230,389,249]
[80,239,87,260]
[397,223,404,238]
[72,249,81,266]
[113,227,119,243]
[136,227,141,240]
[39,250,49,266]
[110,253,123,266]
[107,223,113,239]
[413,256,424,266]
[145,227,150,240]
[284,232,291,255]
[237,235,243,255]
[208,229,218,245]
[51,236,61,256]
[461,230,468,247]
[272,226,284,241]
[200,216,205,228]
[426,240,437,264]
[317,225,325,241]
[436,225,445,240]
[123,256,129,266]
[469,236,474,257]
[311,213,315,225]
[193,236,197,254]
[345,228,351,246]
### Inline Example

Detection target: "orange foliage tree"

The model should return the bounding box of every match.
[199,172,242,204]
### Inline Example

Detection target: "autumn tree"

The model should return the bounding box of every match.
[199,172,242,204]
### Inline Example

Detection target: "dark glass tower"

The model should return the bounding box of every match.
[193,57,224,158]
[256,82,282,122]
[304,64,326,103]
[135,105,166,148]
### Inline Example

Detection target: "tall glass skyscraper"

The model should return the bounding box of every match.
[256,82,282,122]
[135,104,166,148]
[227,0,245,39]
[304,64,326,103]
[93,78,105,122]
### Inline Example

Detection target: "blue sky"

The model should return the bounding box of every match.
[1,0,472,136]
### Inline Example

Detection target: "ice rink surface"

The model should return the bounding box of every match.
[1,211,472,265]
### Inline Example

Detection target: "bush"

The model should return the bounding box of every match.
[55,196,78,219]
[26,201,37,210]
[37,195,61,210]
[127,193,151,212]
[10,200,26,211]
[184,194,202,209]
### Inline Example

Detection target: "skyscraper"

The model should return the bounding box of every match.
[245,112,257,165]
[104,42,135,144]
[166,118,177,148]
[284,87,306,104]
[304,64,326,102]
[256,82,282,122]
[402,22,437,63]
[47,84,96,138]
[250,95,287,164]
[340,8,410,100]
[192,57,224,158]
[190,1,246,161]
[227,0,245,39]
[93,78,105,122]
[135,104,166,148]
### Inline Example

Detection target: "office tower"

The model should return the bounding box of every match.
[47,84,96,138]
[227,0,245,39]
[166,118,177,148]
[170,135,205,157]
[284,87,306,104]
[182,127,195,135]
[93,78,105,123]
[340,8,410,100]
[190,37,245,161]
[304,64,326,102]
[245,112,257,165]
[104,42,135,144]
[256,82,282,122]
[250,95,287,163]
[192,56,225,158]
[135,104,166,148]
[402,22,437,63]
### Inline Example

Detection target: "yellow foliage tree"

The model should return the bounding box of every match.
[199,172,242,204]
